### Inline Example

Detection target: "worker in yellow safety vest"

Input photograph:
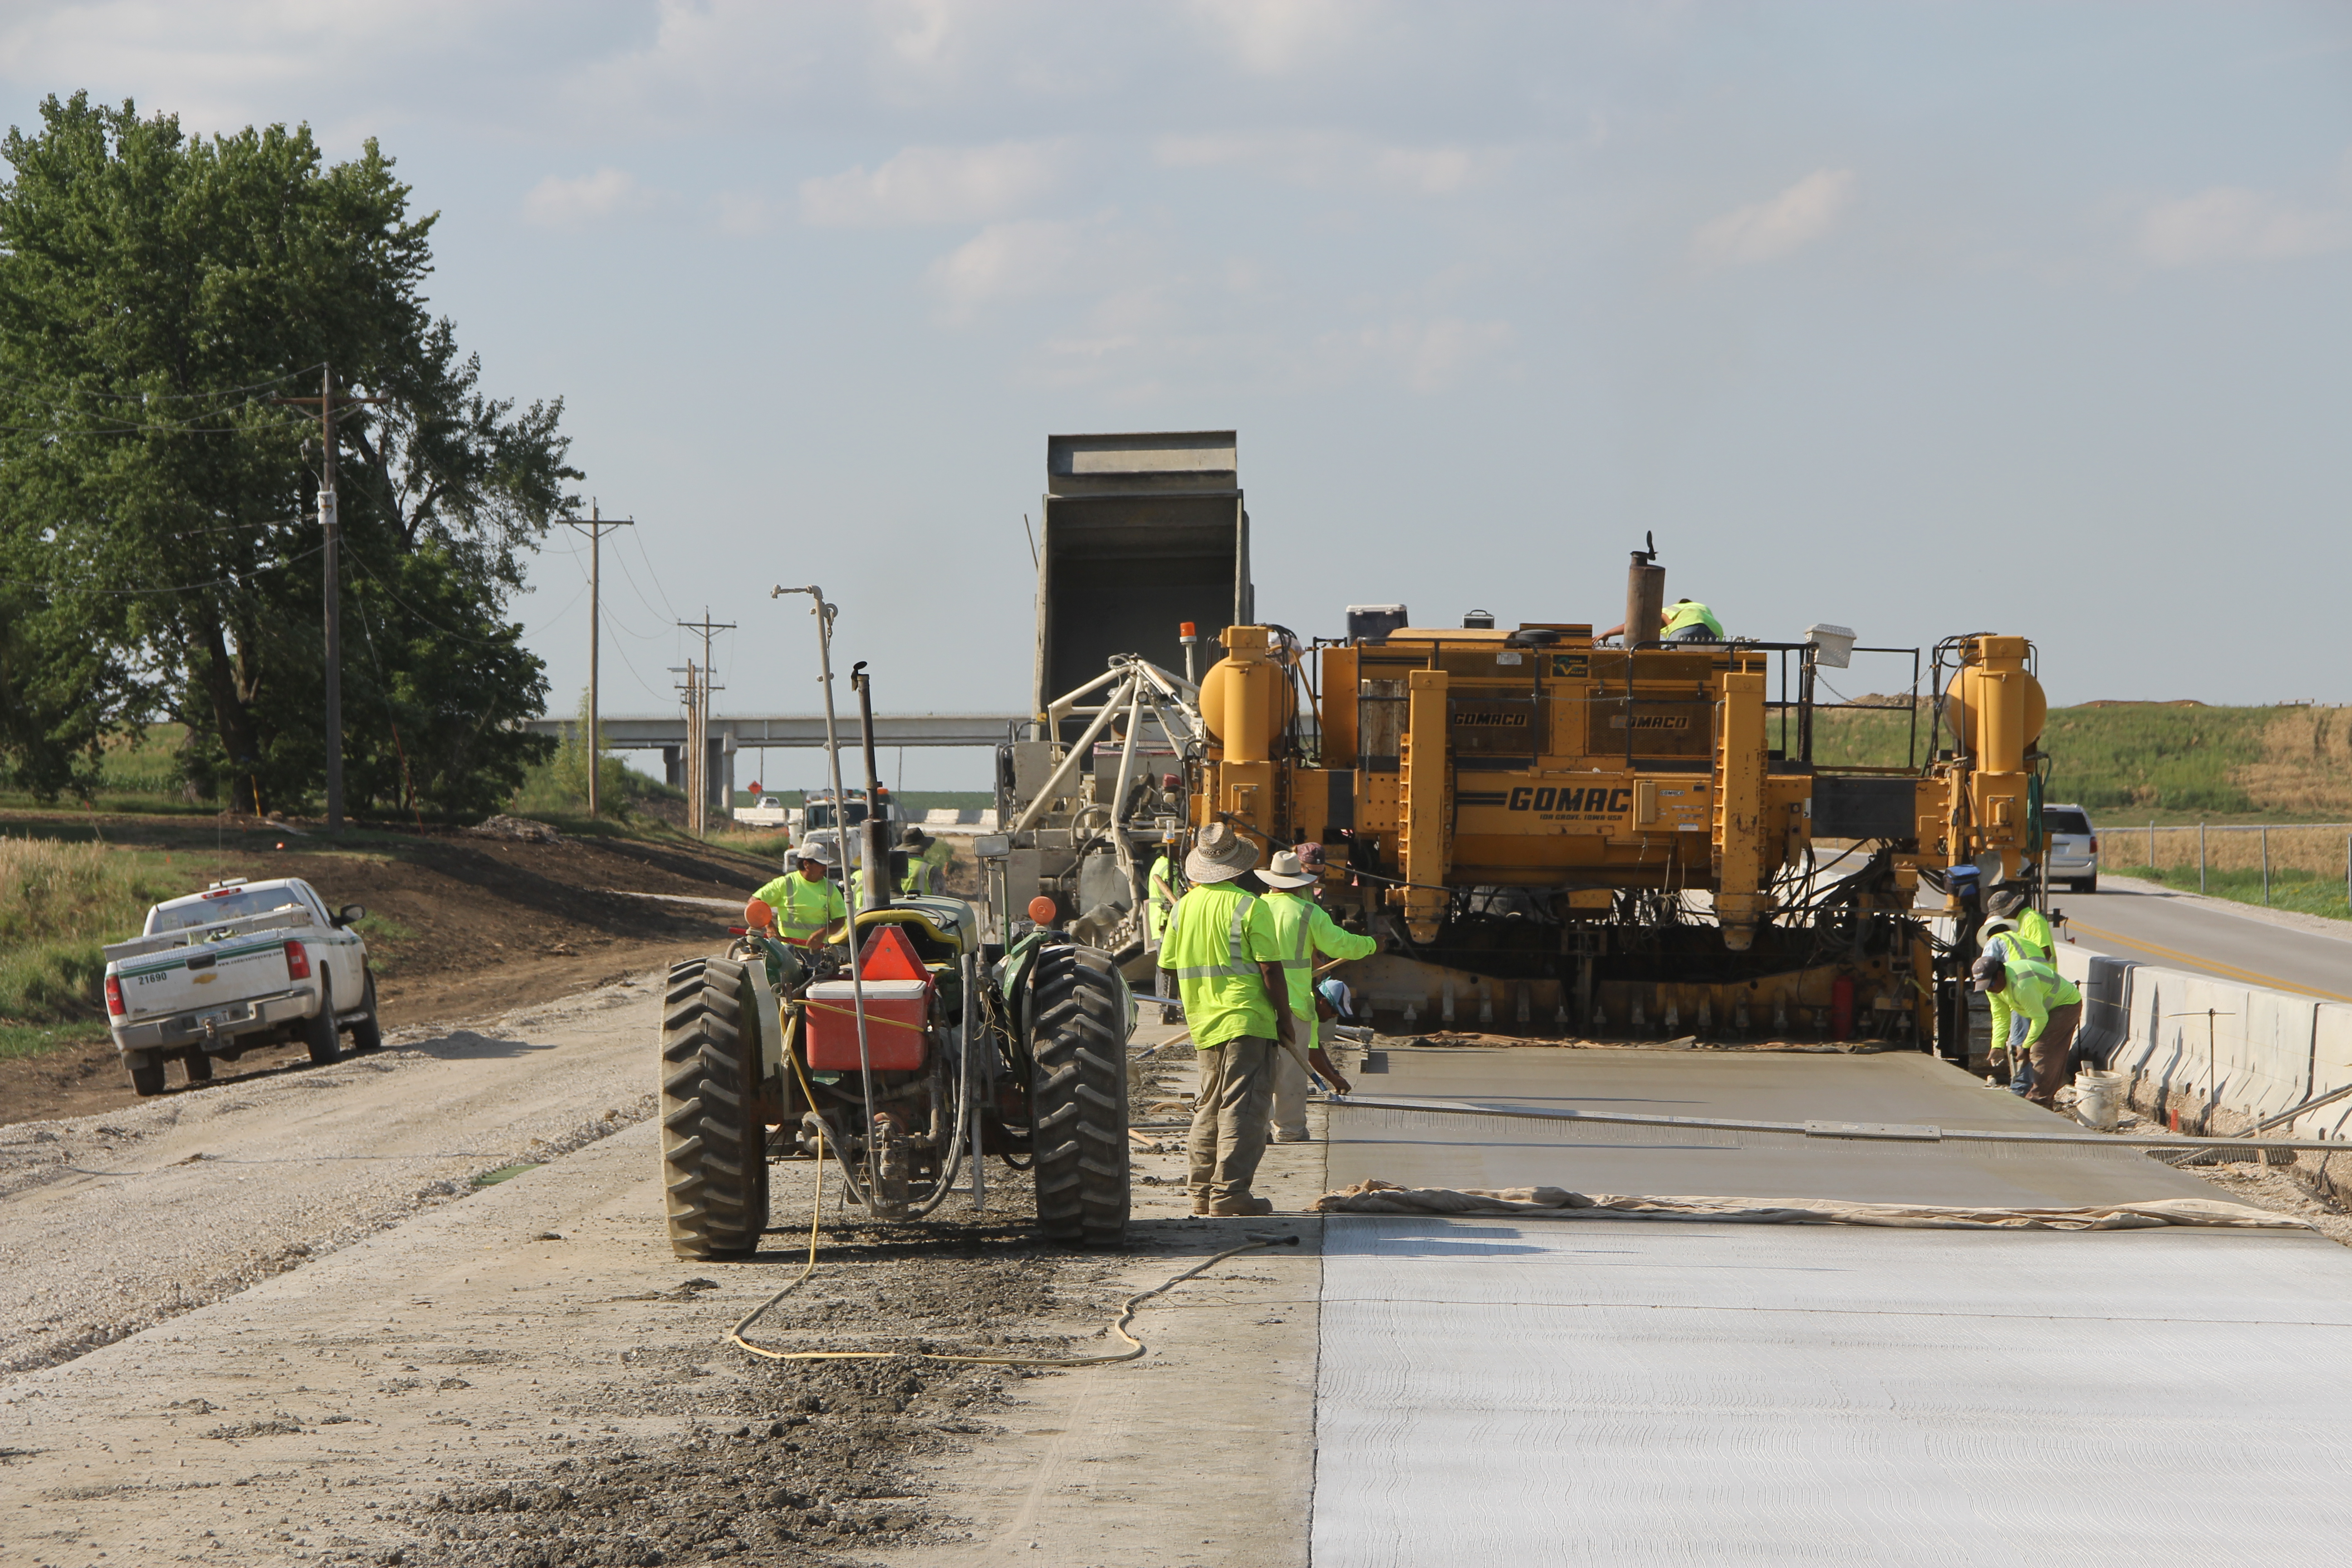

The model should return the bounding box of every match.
[1980,886,2059,1093]
[1599,598,1724,644]
[746,838,849,946]
[1156,824,1299,1218]
[897,825,953,896]
[1973,949,2082,1108]
[1661,598,1724,641]
[1256,847,1368,1142]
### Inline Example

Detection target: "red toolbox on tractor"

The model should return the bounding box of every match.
[802,925,934,1071]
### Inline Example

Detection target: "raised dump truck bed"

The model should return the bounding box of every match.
[1034,430,1251,716]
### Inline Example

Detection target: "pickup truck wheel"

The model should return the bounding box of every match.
[129,1058,165,1097]
[659,956,771,1259]
[181,1048,214,1085]
[301,979,341,1066]
[1028,943,1130,1247]
[346,971,383,1053]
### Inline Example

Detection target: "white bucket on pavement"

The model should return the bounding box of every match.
[2075,1069,2124,1131]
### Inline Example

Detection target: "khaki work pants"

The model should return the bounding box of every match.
[1271,1044,1310,1141]
[2027,1003,2082,1108]
[1189,1037,1274,1205]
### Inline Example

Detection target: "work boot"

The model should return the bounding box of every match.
[1191,1192,1212,1216]
[1208,1195,1274,1217]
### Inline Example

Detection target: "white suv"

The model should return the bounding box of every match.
[2043,804,2100,893]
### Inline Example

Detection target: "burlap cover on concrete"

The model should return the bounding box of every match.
[1313,1179,2311,1230]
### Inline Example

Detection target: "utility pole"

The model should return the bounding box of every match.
[555,501,636,818]
[676,609,736,830]
[273,363,385,834]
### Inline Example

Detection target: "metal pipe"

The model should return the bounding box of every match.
[1330,1093,2352,1153]
[1107,678,1147,885]
[1012,667,1132,834]
[2262,825,2272,905]
[852,663,892,913]
[1045,666,1125,724]
[1624,541,1664,651]
[773,585,881,1200]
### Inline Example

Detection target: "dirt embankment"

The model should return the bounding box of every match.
[0,817,783,1127]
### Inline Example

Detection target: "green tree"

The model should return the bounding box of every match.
[0,92,574,812]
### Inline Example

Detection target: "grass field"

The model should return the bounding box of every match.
[0,837,186,1059]
[1812,701,2352,824]
[2125,864,2352,923]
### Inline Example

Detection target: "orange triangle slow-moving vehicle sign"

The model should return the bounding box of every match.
[855,922,930,983]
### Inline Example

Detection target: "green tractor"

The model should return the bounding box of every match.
[657,894,1134,1256]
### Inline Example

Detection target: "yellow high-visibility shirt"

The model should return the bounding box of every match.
[753,870,847,944]
[1161,882,1283,1049]
[1258,891,1377,1027]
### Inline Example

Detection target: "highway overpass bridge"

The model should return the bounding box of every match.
[521,713,1027,802]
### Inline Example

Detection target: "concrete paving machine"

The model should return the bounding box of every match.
[1178,547,2045,1057]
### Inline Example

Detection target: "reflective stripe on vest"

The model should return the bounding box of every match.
[1171,892,1261,980]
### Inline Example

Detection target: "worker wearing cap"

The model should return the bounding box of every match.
[747,841,848,947]
[1258,848,1368,1142]
[1157,824,1298,1218]
[1980,888,2059,1091]
[1973,950,2082,1108]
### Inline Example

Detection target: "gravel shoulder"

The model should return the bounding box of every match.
[2,985,1328,1568]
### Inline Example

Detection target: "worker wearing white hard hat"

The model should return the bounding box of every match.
[747,837,848,946]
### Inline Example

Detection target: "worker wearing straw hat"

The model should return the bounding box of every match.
[1258,847,1367,1141]
[1158,823,1298,1217]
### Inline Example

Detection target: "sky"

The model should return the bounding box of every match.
[4,1,2348,789]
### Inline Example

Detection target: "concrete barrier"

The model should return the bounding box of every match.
[2052,936,2352,1195]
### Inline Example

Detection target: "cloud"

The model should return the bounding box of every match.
[799,140,1074,227]
[521,168,651,227]
[924,217,1105,321]
[1317,315,1513,393]
[2134,186,2352,266]
[1153,131,1509,195]
[1187,0,1369,75]
[1691,169,1856,268]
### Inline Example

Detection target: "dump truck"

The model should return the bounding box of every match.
[994,431,1242,968]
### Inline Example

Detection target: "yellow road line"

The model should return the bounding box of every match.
[2064,919,2352,1005]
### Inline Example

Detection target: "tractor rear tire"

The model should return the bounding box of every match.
[660,956,772,1259]
[1029,943,1130,1247]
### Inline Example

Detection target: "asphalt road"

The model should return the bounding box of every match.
[2048,877,2352,1004]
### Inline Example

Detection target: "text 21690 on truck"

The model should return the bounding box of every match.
[101,877,383,1096]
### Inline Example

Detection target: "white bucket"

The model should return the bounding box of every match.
[2075,1069,2124,1131]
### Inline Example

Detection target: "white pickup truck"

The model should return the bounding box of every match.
[103,877,381,1096]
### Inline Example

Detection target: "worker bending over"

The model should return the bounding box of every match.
[1598,598,1725,644]
[745,840,849,946]
[1980,886,2058,1093]
[1158,824,1300,1218]
[1256,846,1368,1142]
[1973,949,2082,1108]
